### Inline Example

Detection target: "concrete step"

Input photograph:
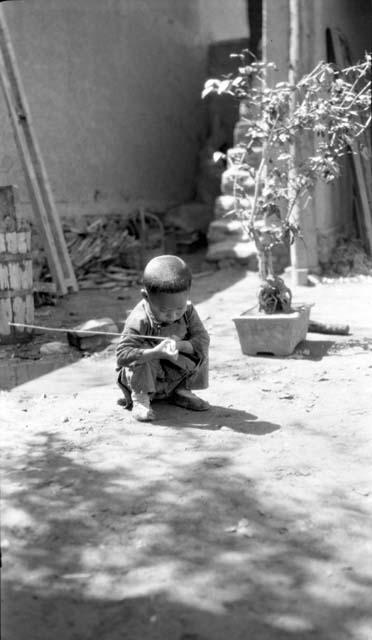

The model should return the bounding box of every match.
[206,238,258,268]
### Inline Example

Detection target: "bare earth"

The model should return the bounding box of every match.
[1,268,372,640]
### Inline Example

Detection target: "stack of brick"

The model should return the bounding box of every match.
[206,108,260,269]
[206,112,290,274]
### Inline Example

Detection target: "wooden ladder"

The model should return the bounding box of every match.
[0,7,78,295]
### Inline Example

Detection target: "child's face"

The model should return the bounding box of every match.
[146,290,189,324]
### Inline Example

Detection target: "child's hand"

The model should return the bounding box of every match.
[153,338,179,361]
[170,334,194,355]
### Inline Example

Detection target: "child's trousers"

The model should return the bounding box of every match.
[117,354,208,408]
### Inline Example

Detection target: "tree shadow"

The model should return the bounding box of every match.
[2,430,371,640]
[152,402,281,435]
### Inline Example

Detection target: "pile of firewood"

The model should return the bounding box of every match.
[321,236,372,277]
[63,215,142,289]
[33,212,165,290]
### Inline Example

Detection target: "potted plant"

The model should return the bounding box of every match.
[202,52,371,355]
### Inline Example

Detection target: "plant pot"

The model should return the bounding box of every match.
[233,304,311,356]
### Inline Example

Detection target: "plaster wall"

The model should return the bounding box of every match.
[262,0,289,82]
[0,0,247,219]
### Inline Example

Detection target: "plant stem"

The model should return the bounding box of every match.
[257,248,274,280]
[251,157,265,223]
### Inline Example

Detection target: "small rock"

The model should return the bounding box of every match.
[40,341,73,356]
[67,318,119,351]
[226,518,255,538]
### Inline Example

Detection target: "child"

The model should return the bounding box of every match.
[116,255,210,421]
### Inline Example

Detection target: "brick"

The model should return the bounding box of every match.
[221,167,256,196]
[227,147,262,170]
[207,219,247,243]
[214,195,253,219]
[206,239,257,268]
[233,120,264,149]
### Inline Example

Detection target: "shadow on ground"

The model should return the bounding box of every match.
[288,337,372,361]
[248,336,372,362]
[151,402,281,435]
[2,430,371,640]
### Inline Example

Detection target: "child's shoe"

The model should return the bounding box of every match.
[171,387,210,411]
[131,391,155,422]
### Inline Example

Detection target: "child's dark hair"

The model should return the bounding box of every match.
[142,255,192,294]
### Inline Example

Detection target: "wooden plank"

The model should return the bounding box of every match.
[330,28,372,254]
[350,143,372,254]
[0,185,16,222]
[0,9,78,294]
[33,281,57,294]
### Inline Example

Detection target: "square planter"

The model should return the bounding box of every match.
[233,304,311,356]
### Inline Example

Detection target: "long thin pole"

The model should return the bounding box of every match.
[289,0,309,286]
[8,322,166,341]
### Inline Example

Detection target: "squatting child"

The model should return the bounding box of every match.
[116,255,210,421]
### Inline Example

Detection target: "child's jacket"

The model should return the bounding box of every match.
[116,299,210,406]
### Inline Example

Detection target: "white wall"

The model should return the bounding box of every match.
[199,0,248,42]
[0,0,248,219]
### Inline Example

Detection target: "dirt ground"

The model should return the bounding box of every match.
[1,262,372,640]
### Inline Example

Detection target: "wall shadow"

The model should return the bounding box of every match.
[1,258,249,391]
